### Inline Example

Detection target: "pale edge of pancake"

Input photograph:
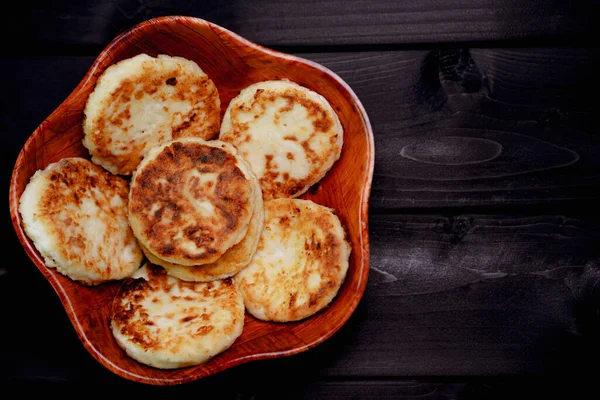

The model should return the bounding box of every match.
[234,198,351,322]
[19,168,60,268]
[83,54,155,174]
[219,79,344,199]
[128,138,257,266]
[110,264,244,369]
[83,53,154,129]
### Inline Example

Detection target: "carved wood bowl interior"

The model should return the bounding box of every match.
[9,16,374,385]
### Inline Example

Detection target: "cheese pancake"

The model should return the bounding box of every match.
[18,158,143,285]
[141,175,264,282]
[83,53,221,175]
[110,264,244,369]
[235,199,351,322]
[219,80,343,200]
[129,138,256,266]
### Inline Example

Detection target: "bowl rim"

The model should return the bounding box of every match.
[9,15,375,385]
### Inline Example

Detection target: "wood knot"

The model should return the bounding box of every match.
[437,48,488,95]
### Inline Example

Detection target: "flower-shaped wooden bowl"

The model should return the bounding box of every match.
[9,16,374,385]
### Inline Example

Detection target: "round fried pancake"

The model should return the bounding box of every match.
[129,138,256,266]
[141,175,264,281]
[110,264,244,369]
[219,80,344,200]
[83,53,221,175]
[18,157,143,285]
[235,198,351,322]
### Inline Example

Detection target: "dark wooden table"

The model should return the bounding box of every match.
[3,1,600,397]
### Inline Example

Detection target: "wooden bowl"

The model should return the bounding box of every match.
[9,16,374,385]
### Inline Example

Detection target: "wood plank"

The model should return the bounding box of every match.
[3,49,597,209]
[3,213,600,382]
[4,376,584,400]
[251,380,591,399]
[306,48,600,208]
[2,380,594,399]
[3,375,469,397]
[5,0,598,50]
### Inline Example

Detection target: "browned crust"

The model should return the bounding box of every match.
[31,158,140,278]
[222,86,341,200]
[129,141,254,264]
[145,173,264,281]
[111,265,241,353]
[237,199,349,322]
[84,58,220,174]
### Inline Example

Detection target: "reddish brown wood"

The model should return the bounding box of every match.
[8,16,374,385]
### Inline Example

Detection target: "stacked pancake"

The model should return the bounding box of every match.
[19,52,351,370]
[129,138,262,281]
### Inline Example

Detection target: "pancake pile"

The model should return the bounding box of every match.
[129,138,262,279]
[128,138,257,266]
[140,173,264,282]
[19,52,351,370]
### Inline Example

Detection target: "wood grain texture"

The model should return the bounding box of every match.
[8,16,374,385]
[324,213,600,377]
[306,48,600,208]
[4,375,584,399]
[6,0,598,50]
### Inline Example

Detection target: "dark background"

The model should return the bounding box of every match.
[2,1,600,397]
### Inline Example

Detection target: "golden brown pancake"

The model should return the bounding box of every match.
[110,264,244,369]
[83,53,221,175]
[128,138,256,266]
[235,198,351,322]
[220,80,343,200]
[140,174,264,281]
[18,157,143,285]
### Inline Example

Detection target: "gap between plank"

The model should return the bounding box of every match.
[7,35,600,57]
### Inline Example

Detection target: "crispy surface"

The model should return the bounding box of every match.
[142,175,264,281]
[18,158,143,285]
[83,54,220,175]
[110,264,244,369]
[235,199,351,322]
[129,138,255,266]
[220,80,343,200]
